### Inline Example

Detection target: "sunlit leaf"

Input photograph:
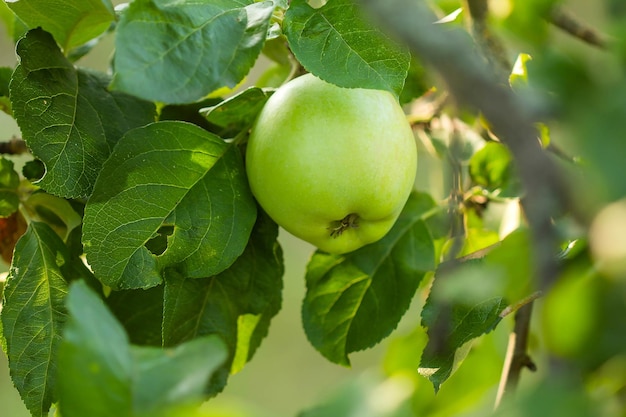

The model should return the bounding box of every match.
[83,121,257,290]
[6,0,115,52]
[0,157,20,217]
[1,222,71,417]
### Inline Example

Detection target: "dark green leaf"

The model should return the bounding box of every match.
[10,29,156,198]
[111,0,274,104]
[159,97,223,132]
[57,281,228,417]
[283,0,410,96]
[303,192,437,365]
[200,87,274,137]
[107,285,165,346]
[6,0,115,52]
[83,121,257,290]
[418,256,509,391]
[1,222,71,417]
[22,159,45,181]
[0,157,20,217]
[162,211,283,394]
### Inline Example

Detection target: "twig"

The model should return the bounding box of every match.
[494,302,536,408]
[548,6,610,50]
[499,291,542,318]
[0,137,28,155]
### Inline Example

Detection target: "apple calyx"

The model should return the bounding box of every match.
[328,213,359,238]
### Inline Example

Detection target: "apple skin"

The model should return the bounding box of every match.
[245,73,417,254]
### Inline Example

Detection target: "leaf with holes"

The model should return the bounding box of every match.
[82,121,257,290]
[10,29,156,198]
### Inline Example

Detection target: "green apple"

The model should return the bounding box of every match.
[245,73,417,254]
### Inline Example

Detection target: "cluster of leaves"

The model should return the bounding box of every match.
[0,0,624,416]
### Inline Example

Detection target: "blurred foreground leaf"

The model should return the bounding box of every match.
[57,281,228,417]
[6,0,115,52]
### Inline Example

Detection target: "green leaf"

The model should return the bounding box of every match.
[283,0,410,96]
[0,157,20,217]
[83,121,257,290]
[22,192,82,240]
[6,0,115,53]
[469,142,521,197]
[162,211,283,394]
[106,285,165,347]
[111,0,275,104]
[303,192,437,366]
[10,28,156,198]
[418,258,508,392]
[0,1,28,43]
[200,87,274,137]
[159,97,223,132]
[509,53,532,87]
[1,222,71,417]
[57,281,228,417]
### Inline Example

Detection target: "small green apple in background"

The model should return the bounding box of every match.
[246,73,417,254]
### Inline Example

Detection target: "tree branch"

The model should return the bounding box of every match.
[464,0,512,78]
[548,6,610,50]
[357,0,568,293]
[0,137,28,155]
